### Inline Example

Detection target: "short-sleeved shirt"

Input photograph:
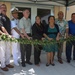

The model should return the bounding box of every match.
[68,20,75,35]
[0,13,11,34]
[55,19,68,37]
[19,17,32,34]
[11,18,20,38]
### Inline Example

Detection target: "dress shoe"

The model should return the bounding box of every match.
[51,63,55,66]
[1,67,8,71]
[46,63,50,66]
[73,58,75,60]
[6,64,14,68]
[35,64,40,66]
[67,60,70,63]
[58,60,63,64]
[26,61,33,65]
[22,63,26,67]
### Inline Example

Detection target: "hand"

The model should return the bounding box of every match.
[48,38,53,41]
[7,35,12,38]
[27,37,32,40]
[66,35,69,38]
[56,37,59,41]
[41,38,45,40]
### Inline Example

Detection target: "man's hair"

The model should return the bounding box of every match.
[0,4,6,7]
[23,9,29,13]
[71,13,75,17]
[58,11,63,15]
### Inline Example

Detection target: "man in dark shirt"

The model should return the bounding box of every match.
[0,4,14,71]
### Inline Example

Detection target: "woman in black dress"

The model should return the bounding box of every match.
[32,16,44,66]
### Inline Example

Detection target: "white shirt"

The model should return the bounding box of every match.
[19,17,32,34]
[11,19,20,38]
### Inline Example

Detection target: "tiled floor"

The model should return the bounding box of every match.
[0,51,75,75]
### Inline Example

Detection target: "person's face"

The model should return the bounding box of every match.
[58,12,64,20]
[71,14,75,23]
[23,10,30,19]
[1,5,7,15]
[49,17,55,24]
[35,17,41,24]
[12,13,18,19]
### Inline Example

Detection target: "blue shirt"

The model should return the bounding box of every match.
[68,20,75,35]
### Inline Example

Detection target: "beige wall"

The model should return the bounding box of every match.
[54,6,66,19]
[0,2,11,18]
[54,5,75,21]
[66,6,75,20]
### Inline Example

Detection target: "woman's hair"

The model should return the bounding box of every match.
[48,15,55,23]
[35,16,41,20]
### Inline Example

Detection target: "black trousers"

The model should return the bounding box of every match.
[20,33,32,64]
[66,41,75,61]
[34,45,42,65]
[20,44,31,64]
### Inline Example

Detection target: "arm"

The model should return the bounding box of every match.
[56,32,60,41]
[0,19,9,35]
[65,21,69,38]
[66,28,69,38]
[12,27,25,38]
[43,33,53,40]
[0,30,5,35]
[1,26,9,35]
[21,28,30,39]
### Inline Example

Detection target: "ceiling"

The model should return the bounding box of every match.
[1,0,75,6]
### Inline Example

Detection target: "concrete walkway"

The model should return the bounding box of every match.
[0,51,75,75]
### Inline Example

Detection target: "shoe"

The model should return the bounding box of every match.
[22,63,26,67]
[67,60,70,63]
[15,63,19,66]
[26,61,33,65]
[46,63,50,66]
[58,60,63,64]
[22,62,26,67]
[51,63,55,66]
[1,67,9,71]
[6,64,14,68]
[35,64,40,66]
[73,58,75,60]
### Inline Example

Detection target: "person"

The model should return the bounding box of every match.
[43,16,60,66]
[55,11,69,64]
[0,4,14,71]
[66,13,75,63]
[19,9,32,67]
[10,7,24,66]
[32,16,44,66]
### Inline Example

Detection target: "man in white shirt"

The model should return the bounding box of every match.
[19,9,32,67]
[11,7,24,66]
